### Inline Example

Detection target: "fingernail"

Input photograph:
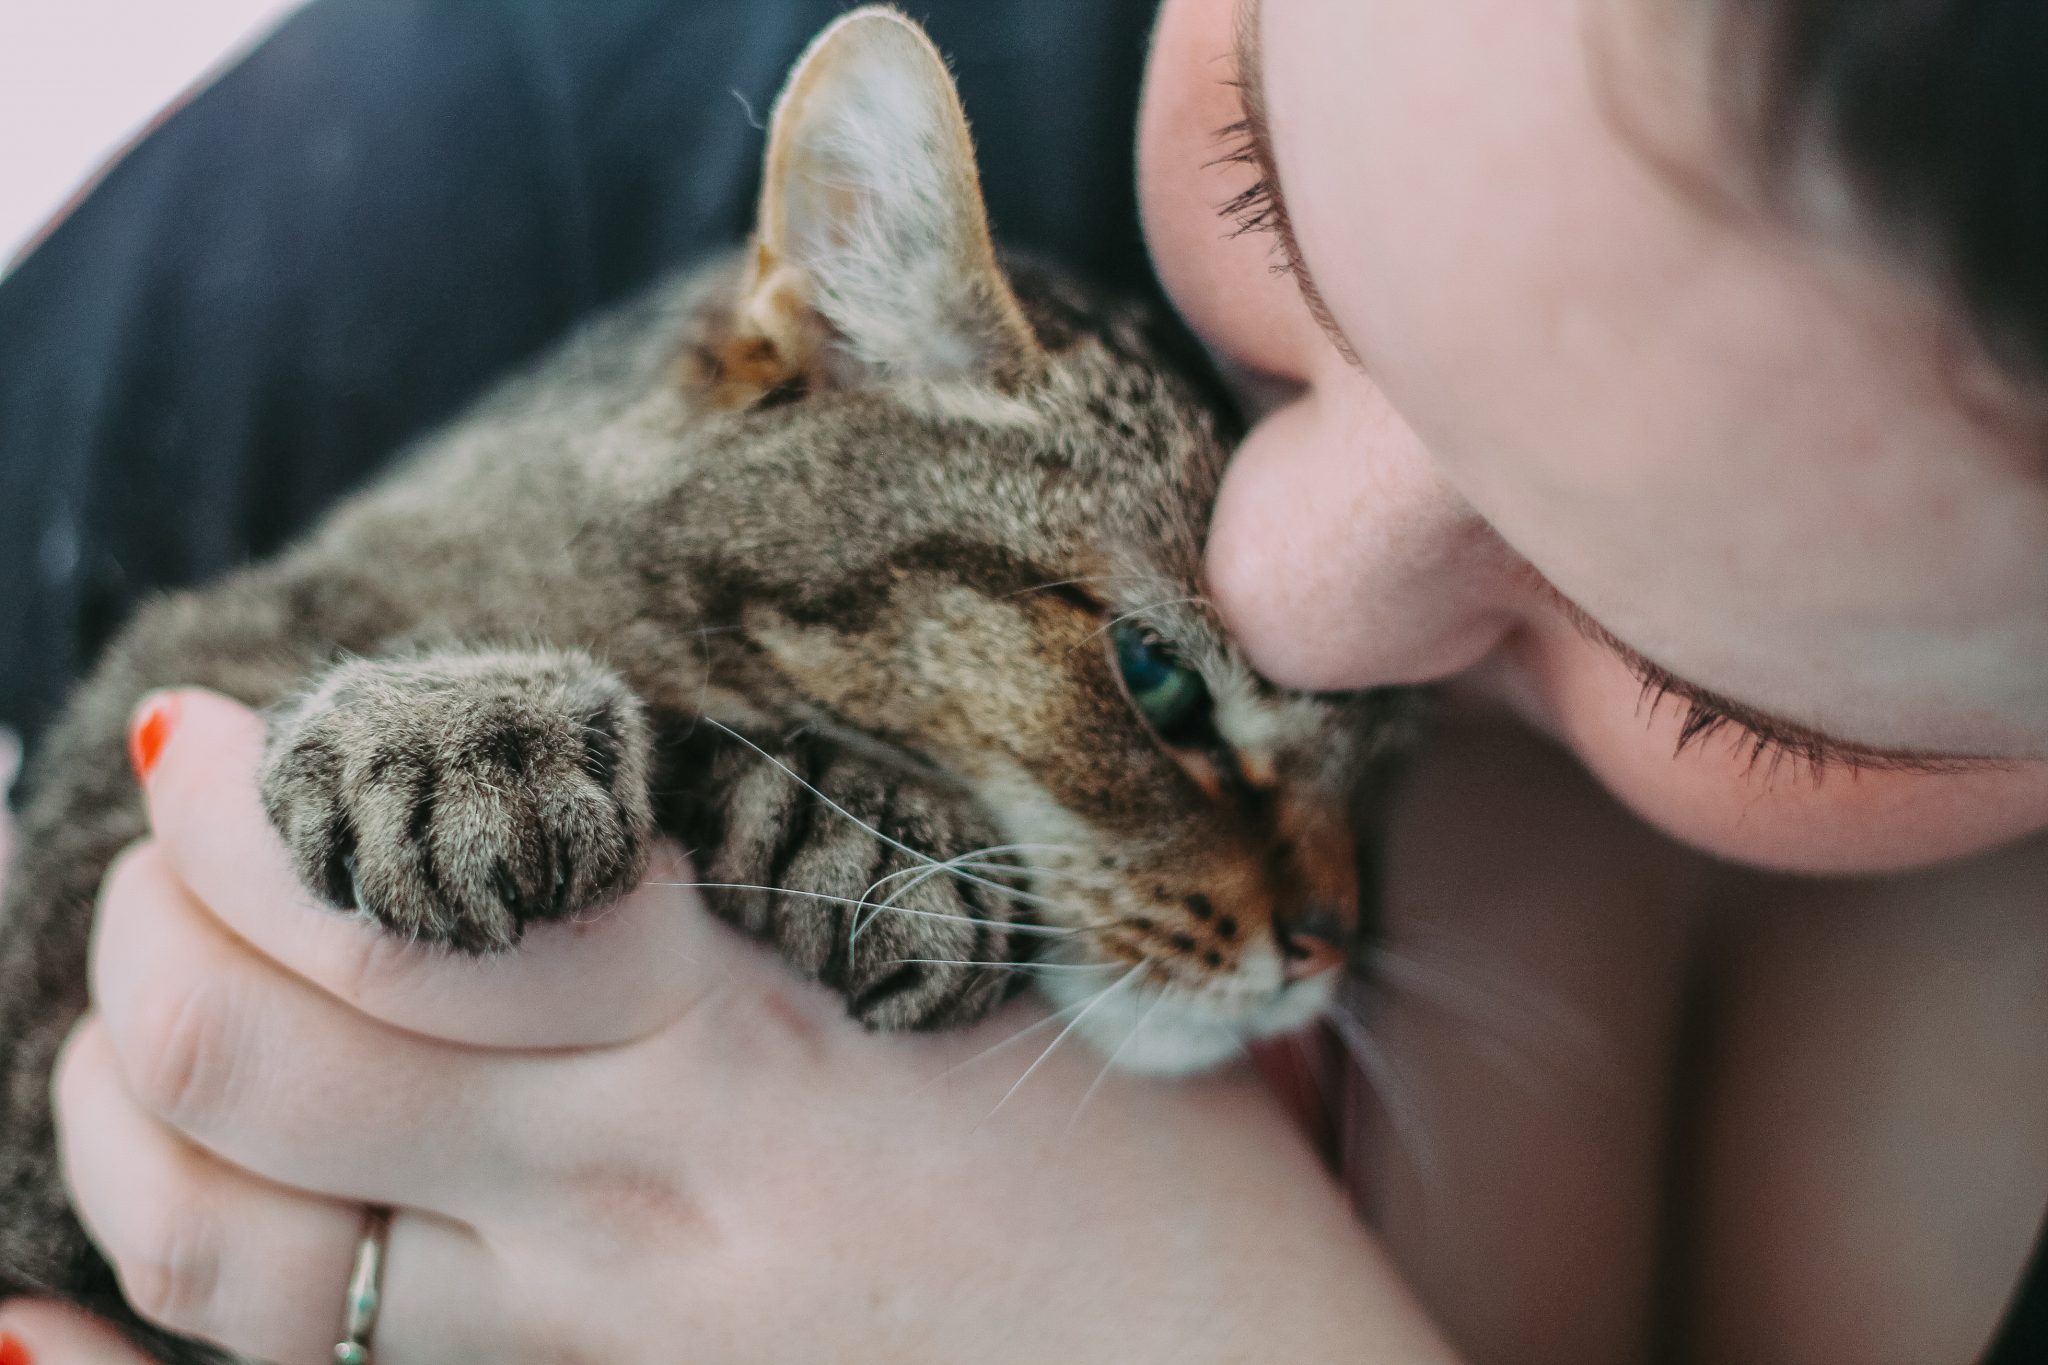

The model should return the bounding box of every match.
[0,1331,35,1365]
[127,691,181,783]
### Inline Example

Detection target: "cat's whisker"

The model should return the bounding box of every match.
[1327,1003,1442,1195]
[1001,572,1182,602]
[850,842,1072,944]
[1364,946,1610,1090]
[979,960,1150,1129]
[1066,982,1172,1134]
[694,716,1075,914]
[1002,576,1100,600]
[913,860,1124,904]
[850,881,1071,950]
[642,880,1081,938]
[852,858,967,944]
[948,859,1120,891]
[931,861,1033,881]
[1069,597,1214,654]
[833,897,1107,939]
[1367,948,1550,1040]
[918,987,1111,1093]
[862,844,1077,891]
[883,956,1114,973]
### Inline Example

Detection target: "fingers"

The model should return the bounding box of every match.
[54,1021,494,1365]
[90,840,511,1211]
[56,1020,362,1363]
[135,688,723,1047]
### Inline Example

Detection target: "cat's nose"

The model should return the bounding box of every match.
[1275,904,1348,982]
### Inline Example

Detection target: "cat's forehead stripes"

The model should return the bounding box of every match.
[1212,681,1327,780]
[1031,579,1320,771]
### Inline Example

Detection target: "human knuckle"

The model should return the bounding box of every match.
[324,919,430,1013]
[113,1186,226,1332]
[126,974,247,1130]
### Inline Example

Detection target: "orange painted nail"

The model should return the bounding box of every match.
[127,692,180,783]
[0,1331,34,1365]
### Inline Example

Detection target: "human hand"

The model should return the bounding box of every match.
[10,689,1452,1365]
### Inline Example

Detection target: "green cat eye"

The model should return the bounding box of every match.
[1112,622,1212,742]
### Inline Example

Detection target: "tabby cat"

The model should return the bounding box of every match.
[0,9,1405,1358]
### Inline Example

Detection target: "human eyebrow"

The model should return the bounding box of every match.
[1517,568,1999,777]
[1215,0,1365,370]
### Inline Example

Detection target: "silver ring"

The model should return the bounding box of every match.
[333,1206,391,1365]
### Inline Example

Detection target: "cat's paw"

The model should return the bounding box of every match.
[699,742,1031,1031]
[834,811,1035,1034]
[260,649,655,952]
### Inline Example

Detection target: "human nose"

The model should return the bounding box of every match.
[1204,374,1522,692]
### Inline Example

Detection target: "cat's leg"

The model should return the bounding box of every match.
[672,731,1034,1032]
[260,646,656,952]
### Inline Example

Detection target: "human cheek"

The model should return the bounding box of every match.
[1518,624,2048,873]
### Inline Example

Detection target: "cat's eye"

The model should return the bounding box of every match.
[1112,622,1213,743]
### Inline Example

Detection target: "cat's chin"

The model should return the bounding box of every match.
[1035,969,1338,1078]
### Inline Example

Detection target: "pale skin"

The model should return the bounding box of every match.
[8,0,2048,1362]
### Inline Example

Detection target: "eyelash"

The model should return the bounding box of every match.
[1209,69,1302,280]
[1633,668,1865,780]
[1210,116,1289,248]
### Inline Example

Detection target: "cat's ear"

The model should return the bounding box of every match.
[700,6,1046,404]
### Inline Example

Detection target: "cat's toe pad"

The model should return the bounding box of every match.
[258,650,655,952]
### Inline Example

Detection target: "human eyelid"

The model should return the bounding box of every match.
[1522,571,2001,778]
[1215,0,1364,370]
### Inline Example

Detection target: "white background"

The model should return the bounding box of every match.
[0,0,304,270]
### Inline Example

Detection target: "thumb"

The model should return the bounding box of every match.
[0,1302,157,1365]
[124,686,725,1046]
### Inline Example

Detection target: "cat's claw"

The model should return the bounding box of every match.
[344,852,367,915]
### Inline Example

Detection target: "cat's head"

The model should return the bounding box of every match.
[679,7,1408,1073]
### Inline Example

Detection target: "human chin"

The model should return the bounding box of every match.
[1518,631,2048,875]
